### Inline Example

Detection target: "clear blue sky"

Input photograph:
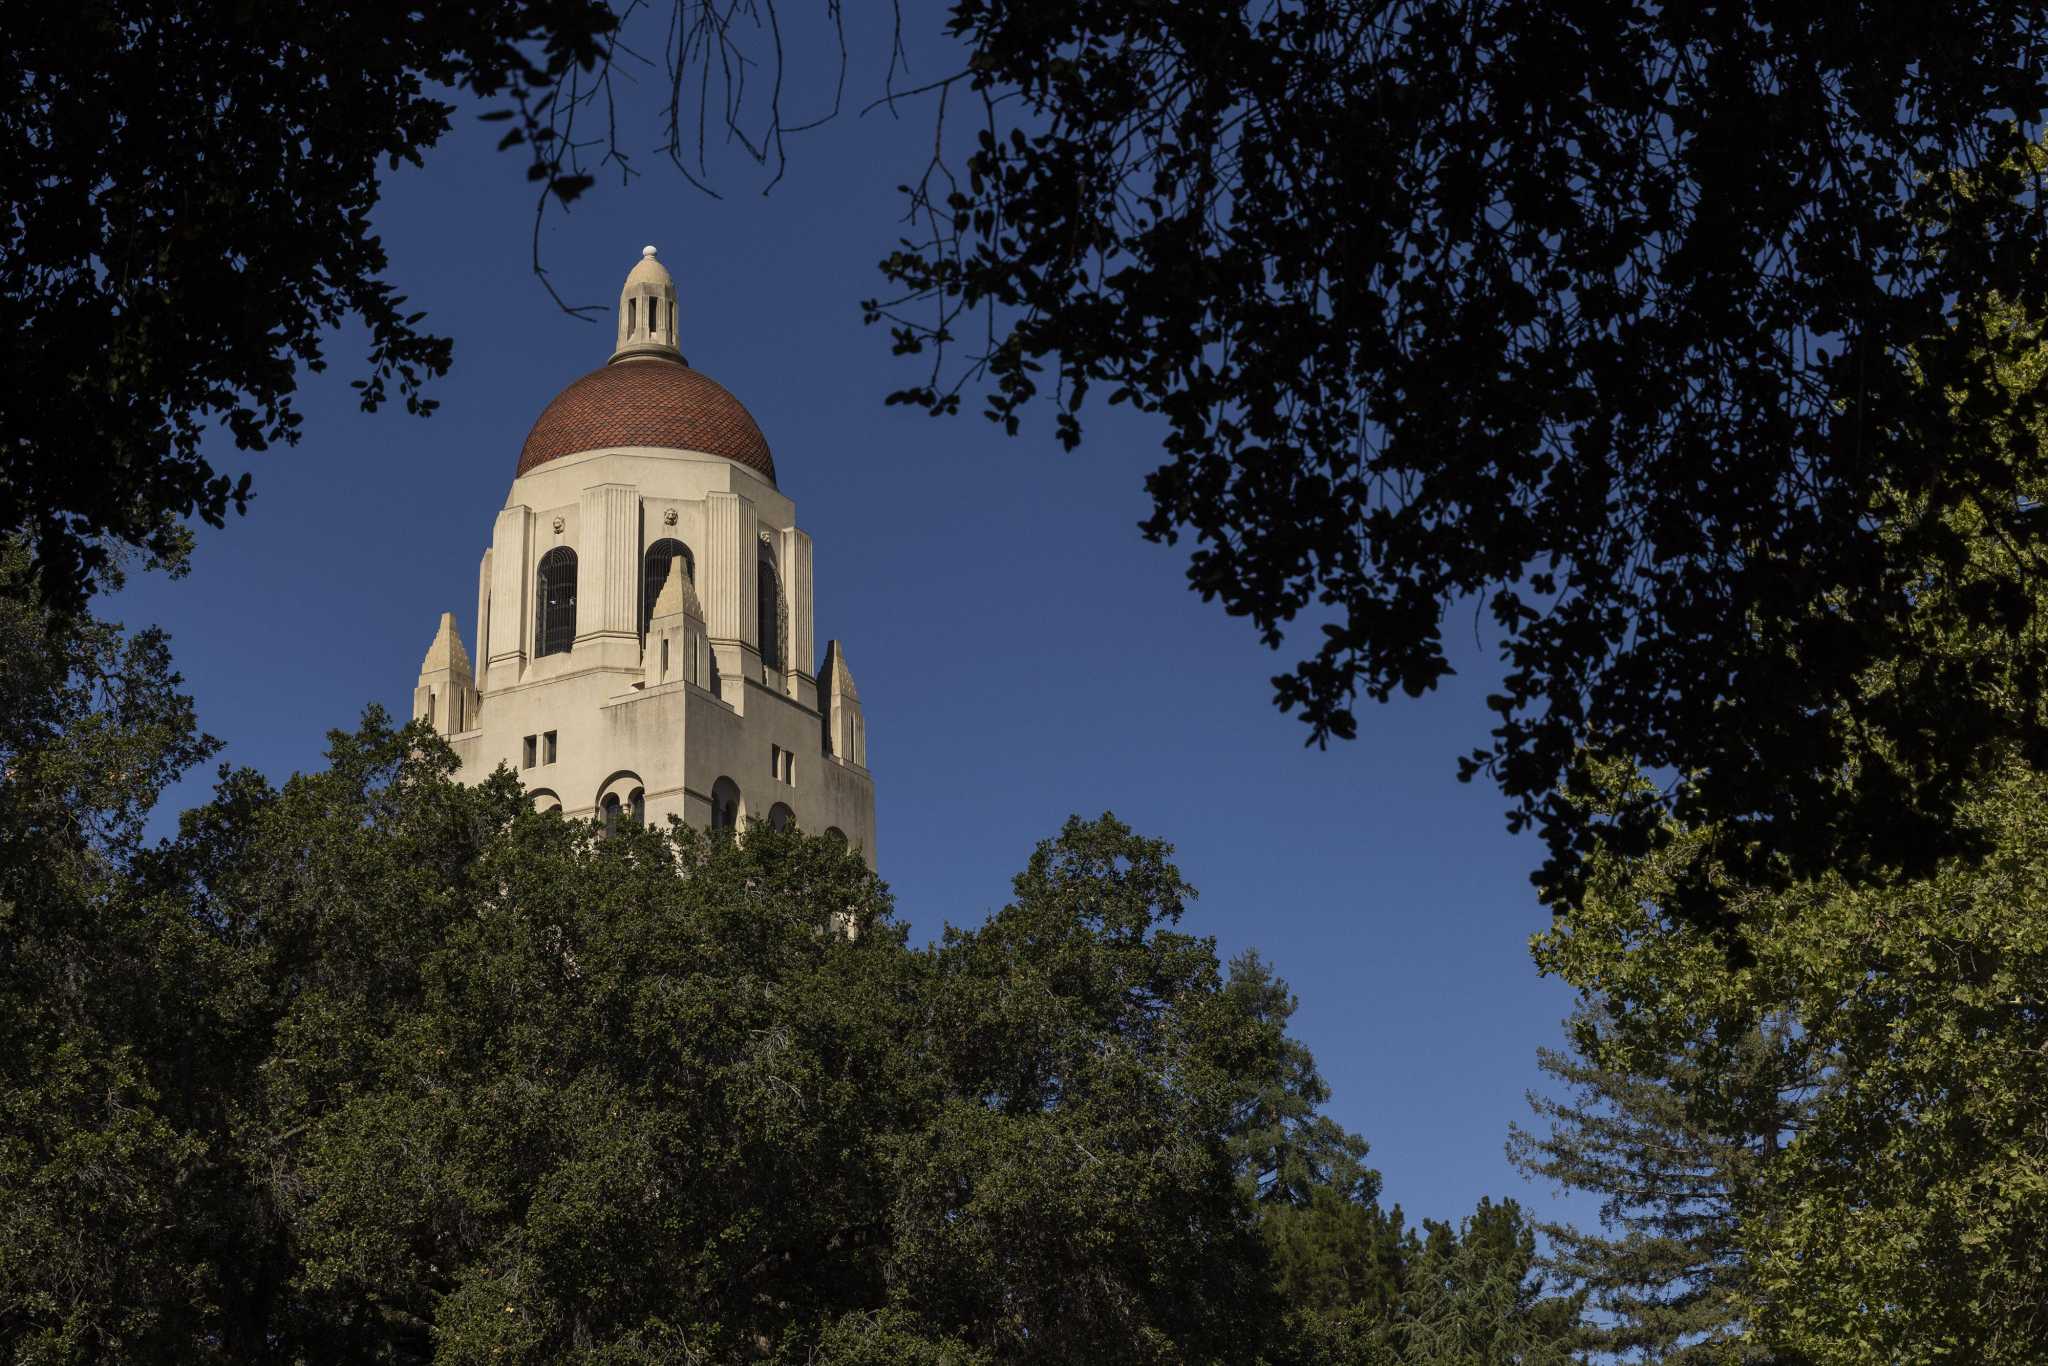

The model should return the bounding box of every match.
[112,17,1594,1239]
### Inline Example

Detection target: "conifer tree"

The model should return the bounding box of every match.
[1510,1008,1809,1363]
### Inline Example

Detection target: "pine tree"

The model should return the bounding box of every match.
[1509,1006,1809,1363]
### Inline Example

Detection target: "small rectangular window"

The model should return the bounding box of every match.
[785,752,796,786]
[522,734,537,769]
[771,743,783,777]
[627,297,637,336]
[660,638,670,674]
[543,731,558,764]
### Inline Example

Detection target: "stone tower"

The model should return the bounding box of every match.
[410,246,876,858]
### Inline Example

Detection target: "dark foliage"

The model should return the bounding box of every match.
[19,0,2034,916]
[0,0,615,607]
[867,0,2048,911]
[0,552,1591,1359]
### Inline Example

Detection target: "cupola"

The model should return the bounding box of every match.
[610,244,682,364]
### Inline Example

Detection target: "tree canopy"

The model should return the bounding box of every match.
[1538,749,2048,1364]
[1,0,615,608]
[0,556,1584,1361]
[1509,1006,1805,1364]
[868,0,2048,908]
[13,0,2048,908]
[1522,274,2048,1361]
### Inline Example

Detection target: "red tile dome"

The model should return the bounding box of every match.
[516,357,776,484]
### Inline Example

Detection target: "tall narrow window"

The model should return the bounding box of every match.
[757,554,783,670]
[534,547,578,657]
[629,788,645,826]
[627,298,637,336]
[602,793,622,836]
[710,776,741,830]
[642,539,694,634]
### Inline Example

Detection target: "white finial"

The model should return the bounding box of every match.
[612,243,682,365]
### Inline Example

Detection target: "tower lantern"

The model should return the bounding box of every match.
[611,244,684,364]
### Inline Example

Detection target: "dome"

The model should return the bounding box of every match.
[515,358,777,484]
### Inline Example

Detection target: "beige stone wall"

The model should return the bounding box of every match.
[429,444,873,865]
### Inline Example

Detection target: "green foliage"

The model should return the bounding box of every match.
[0,555,1595,1361]
[1528,178,2048,1363]
[1539,758,2048,1364]
[0,541,243,1362]
[1510,1008,1801,1364]
[4,591,1579,1361]
[1290,1198,1582,1366]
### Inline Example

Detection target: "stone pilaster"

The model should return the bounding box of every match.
[575,483,641,670]
[789,527,817,708]
[486,506,531,681]
[705,491,761,709]
[473,548,493,691]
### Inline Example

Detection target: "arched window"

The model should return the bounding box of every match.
[601,792,622,836]
[767,802,794,832]
[757,554,783,670]
[629,788,645,826]
[642,538,694,634]
[710,776,742,830]
[534,547,578,657]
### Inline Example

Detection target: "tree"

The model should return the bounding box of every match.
[1222,953,1410,1326]
[865,0,2048,909]
[1509,1007,1805,1363]
[10,626,1506,1363]
[1536,754,2048,1366]
[18,3,2048,906]
[1206,959,1586,1365]
[0,538,249,1359]
[1527,194,2048,1363]
[1,0,616,608]
[1291,1197,1583,1366]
